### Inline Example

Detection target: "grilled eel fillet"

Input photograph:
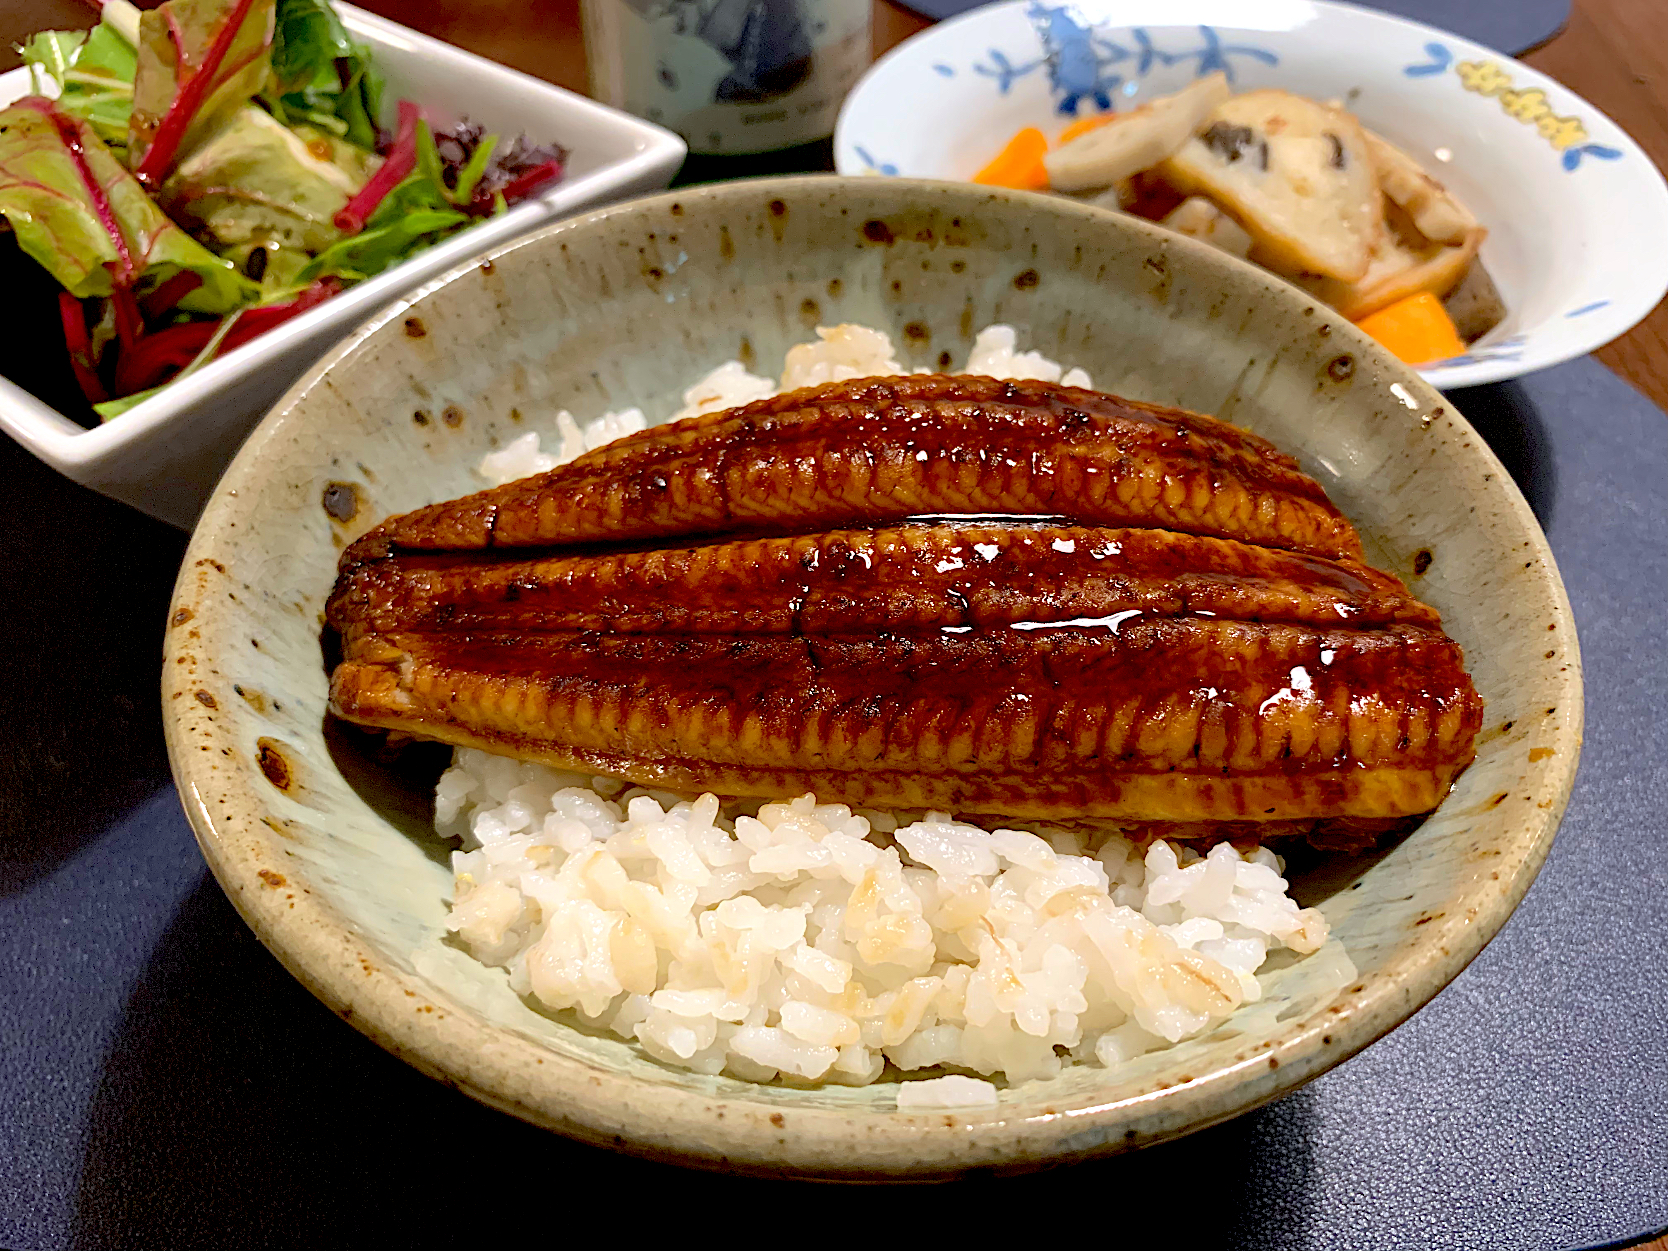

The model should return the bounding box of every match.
[328,375,1482,826]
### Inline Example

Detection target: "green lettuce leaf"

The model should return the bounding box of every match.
[0,97,255,312]
[161,105,375,257]
[19,24,138,147]
[268,0,382,151]
[128,0,277,185]
[92,384,166,419]
[296,170,468,283]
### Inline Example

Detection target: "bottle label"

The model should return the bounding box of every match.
[586,0,870,155]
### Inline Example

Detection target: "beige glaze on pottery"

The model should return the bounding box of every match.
[162,177,1581,1179]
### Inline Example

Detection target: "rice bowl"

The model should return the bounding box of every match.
[162,177,1579,1175]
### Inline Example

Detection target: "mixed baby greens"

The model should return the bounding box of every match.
[1,0,566,419]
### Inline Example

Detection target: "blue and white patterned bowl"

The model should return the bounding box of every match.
[835,0,1668,390]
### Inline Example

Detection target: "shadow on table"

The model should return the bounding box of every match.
[0,436,186,896]
[1444,380,1557,531]
[73,873,1321,1246]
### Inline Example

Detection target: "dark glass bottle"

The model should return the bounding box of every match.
[583,0,869,182]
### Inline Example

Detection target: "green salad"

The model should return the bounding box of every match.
[1,0,567,419]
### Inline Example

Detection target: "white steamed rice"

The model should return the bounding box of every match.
[443,323,1347,1103]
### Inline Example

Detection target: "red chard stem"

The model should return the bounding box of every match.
[334,100,422,234]
[134,0,262,187]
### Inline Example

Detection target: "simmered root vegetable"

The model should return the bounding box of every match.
[1356,292,1467,364]
[1298,214,1485,320]
[1162,196,1254,259]
[1044,72,1229,192]
[1159,91,1380,282]
[1365,131,1477,246]
[973,79,1504,350]
[1442,248,1508,341]
[973,127,1049,189]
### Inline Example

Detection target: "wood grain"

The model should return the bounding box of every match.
[1,0,1662,407]
[1525,0,1668,408]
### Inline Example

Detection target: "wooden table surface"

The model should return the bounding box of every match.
[2,0,1662,407]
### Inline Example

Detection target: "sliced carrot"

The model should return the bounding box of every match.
[1354,292,1468,365]
[973,127,1050,190]
[1057,111,1118,146]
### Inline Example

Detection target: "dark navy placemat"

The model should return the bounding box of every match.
[892,0,1570,57]
[1,356,1662,1250]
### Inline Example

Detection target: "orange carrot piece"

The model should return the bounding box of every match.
[1355,292,1468,365]
[1057,112,1118,146]
[973,127,1050,189]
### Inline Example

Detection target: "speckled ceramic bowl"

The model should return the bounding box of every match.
[162,176,1581,1178]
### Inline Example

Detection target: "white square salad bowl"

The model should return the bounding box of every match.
[834,0,1668,391]
[0,3,686,528]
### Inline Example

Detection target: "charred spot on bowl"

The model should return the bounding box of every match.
[826,277,843,299]
[1013,268,1040,290]
[322,481,360,522]
[510,407,523,423]
[769,1112,785,1127]
[738,335,756,370]
[1142,255,1167,277]
[644,264,663,281]
[938,349,953,368]
[861,219,895,245]
[950,259,966,274]
[404,316,426,338]
[718,225,735,261]
[1325,354,1355,382]
[670,201,683,217]
[903,321,930,345]
[194,689,217,710]
[479,258,495,275]
[1326,133,1346,169]
[768,198,786,218]
[258,869,287,888]
[172,607,194,627]
[442,405,465,428]
[1489,791,1508,807]
[890,279,902,295]
[413,409,430,426]
[257,738,294,792]
[236,684,268,713]
[1317,324,1332,338]
[799,297,821,327]
[1412,548,1433,576]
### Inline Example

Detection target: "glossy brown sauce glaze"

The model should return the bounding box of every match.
[328,376,1482,829]
[344,375,1361,563]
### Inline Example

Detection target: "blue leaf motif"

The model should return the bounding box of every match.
[854,146,898,176]
[932,63,955,78]
[1092,36,1131,66]
[973,48,1045,95]
[1403,41,1452,77]
[1565,300,1609,318]
[1133,28,1157,76]
[1562,144,1622,170]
